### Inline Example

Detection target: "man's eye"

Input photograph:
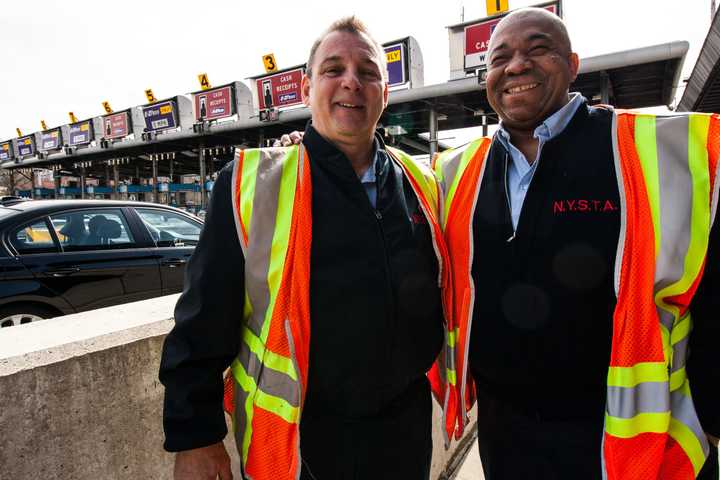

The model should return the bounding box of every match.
[489,57,508,67]
[324,67,341,75]
[529,45,550,55]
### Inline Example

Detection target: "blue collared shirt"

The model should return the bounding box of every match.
[496,93,585,230]
[359,142,383,208]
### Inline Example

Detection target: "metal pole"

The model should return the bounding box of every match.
[11,170,17,196]
[54,172,61,199]
[482,114,488,137]
[199,146,207,210]
[428,107,438,159]
[80,167,86,199]
[169,155,174,206]
[30,169,36,199]
[152,155,158,204]
[258,131,265,148]
[600,71,610,104]
[113,165,120,200]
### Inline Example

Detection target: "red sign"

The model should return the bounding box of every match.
[103,112,130,139]
[194,86,233,121]
[464,3,557,70]
[257,68,304,110]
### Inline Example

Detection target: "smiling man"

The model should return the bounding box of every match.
[435,7,720,480]
[160,17,448,480]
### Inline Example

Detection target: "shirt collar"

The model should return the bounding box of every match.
[496,92,585,149]
[359,138,381,184]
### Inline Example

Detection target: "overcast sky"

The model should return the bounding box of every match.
[0,0,713,144]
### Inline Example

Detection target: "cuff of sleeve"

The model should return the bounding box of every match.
[163,413,229,452]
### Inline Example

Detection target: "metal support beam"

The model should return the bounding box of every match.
[80,168,86,199]
[482,114,488,137]
[152,156,158,204]
[54,174,61,199]
[428,107,438,159]
[199,146,207,210]
[30,170,36,199]
[169,156,174,206]
[113,165,120,200]
[600,71,610,104]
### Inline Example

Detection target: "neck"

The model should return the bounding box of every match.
[504,125,540,164]
[338,141,375,177]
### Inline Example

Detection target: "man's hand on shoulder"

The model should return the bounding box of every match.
[174,442,233,480]
[273,131,304,147]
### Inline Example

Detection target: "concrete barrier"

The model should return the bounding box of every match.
[0,295,475,479]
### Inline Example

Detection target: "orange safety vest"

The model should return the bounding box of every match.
[434,110,720,479]
[222,144,452,480]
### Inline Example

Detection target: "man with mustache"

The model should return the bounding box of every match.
[436,7,720,480]
[160,17,448,480]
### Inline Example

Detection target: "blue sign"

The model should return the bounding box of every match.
[86,185,94,194]
[118,184,128,193]
[40,129,62,150]
[143,101,178,132]
[59,187,66,195]
[385,43,406,87]
[17,136,35,156]
[69,121,93,146]
[0,141,12,161]
[158,183,169,192]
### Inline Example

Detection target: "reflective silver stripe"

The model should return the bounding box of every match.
[606,382,670,418]
[671,335,690,373]
[657,308,675,335]
[670,389,710,458]
[440,148,465,198]
[238,342,300,407]
[654,116,692,297]
[244,148,289,337]
[611,111,627,297]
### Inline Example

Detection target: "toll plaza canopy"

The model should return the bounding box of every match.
[678,9,720,112]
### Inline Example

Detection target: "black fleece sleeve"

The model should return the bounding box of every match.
[159,162,245,452]
[687,213,720,438]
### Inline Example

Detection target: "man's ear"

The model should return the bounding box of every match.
[382,82,389,109]
[301,74,311,106]
[568,52,580,82]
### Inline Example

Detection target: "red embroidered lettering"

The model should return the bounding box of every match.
[553,201,565,213]
[567,200,577,211]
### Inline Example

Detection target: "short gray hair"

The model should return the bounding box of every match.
[305,16,387,81]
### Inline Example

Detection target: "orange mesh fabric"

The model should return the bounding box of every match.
[245,406,299,480]
[223,373,235,415]
[611,114,664,367]
[707,115,720,201]
[657,437,696,480]
[604,432,667,480]
[443,138,490,439]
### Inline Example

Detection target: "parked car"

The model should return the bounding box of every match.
[0,200,203,327]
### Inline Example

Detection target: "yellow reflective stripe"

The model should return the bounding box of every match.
[669,416,707,476]
[634,115,661,256]
[605,411,671,438]
[254,389,300,424]
[671,313,692,346]
[443,138,485,225]
[388,147,439,214]
[607,362,668,387]
[240,149,261,236]
[447,327,458,348]
[242,325,298,381]
[230,359,256,463]
[447,368,457,386]
[433,150,447,183]
[261,148,298,343]
[660,324,671,369]
[670,367,687,392]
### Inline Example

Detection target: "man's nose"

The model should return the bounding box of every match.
[340,70,362,90]
[505,52,532,75]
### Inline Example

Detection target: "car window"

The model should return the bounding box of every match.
[49,209,135,252]
[11,219,59,254]
[136,208,202,247]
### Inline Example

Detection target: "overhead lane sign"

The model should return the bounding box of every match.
[69,120,93,146]
[194,85,234,121]
[40,129,62,151]
[256,67,304,110]
[17,135,35,157]
[263,54,278,73]
[0,142,13,161]
[464,1,559,70]
[384,43,407,87]
[143,100,178,132]
[103,111,131,139]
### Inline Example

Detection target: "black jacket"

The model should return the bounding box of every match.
[469,104,720,435]
[160,126,444,451]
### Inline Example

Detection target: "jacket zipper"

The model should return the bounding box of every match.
[504,152,516,242]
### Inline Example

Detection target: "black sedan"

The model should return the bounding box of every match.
[0,199,203,327]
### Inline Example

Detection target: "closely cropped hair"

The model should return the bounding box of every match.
[306,16,388,81]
